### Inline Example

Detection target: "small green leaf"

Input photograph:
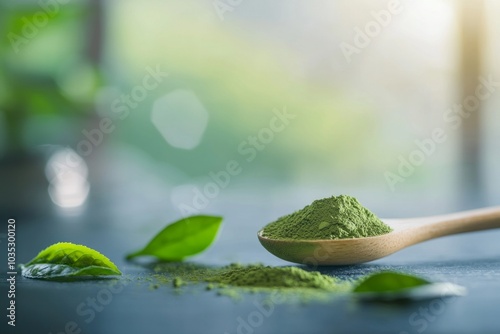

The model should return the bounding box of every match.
[21,242,121,280]
[353,271,430,293]
[126,215,223,261]
[352,271,467,302]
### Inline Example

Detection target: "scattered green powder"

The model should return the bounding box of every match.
[261,195,392,240]
[217,289,243,300]
[149,263,352,301]
[153,262,215,282]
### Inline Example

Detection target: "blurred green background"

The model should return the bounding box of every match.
[1,0,499,219]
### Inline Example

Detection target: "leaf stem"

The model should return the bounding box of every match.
[125,250,143,260]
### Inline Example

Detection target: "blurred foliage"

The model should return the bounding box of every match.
[0,1,99,152]
[0,0,388,186]
[103,1,383,184]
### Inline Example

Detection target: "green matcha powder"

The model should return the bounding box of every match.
[207,264,341,291]
[149,263,350,300]
[140,195,390,300]
[262,195,392,240]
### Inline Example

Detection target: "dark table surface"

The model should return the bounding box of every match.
[1,165,500,334]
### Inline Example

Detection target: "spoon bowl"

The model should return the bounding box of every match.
[258,206,500,265]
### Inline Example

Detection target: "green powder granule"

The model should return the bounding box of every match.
[261,195,392,240]
[173,277,185,288]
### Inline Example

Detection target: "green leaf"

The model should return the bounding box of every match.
[21,242,121,280]
[353,271,430,293]
[352,271,467,302]
[126,215,223,261]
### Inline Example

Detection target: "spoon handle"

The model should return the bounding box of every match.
[410,206,500,242]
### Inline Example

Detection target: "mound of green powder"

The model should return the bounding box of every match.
[150,263,351,300]
[261,195,392,240]
[206,264,341,291]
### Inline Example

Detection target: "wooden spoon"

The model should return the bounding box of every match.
[258,206,500,265]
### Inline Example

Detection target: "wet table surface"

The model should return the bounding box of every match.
[1,184,500,334]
